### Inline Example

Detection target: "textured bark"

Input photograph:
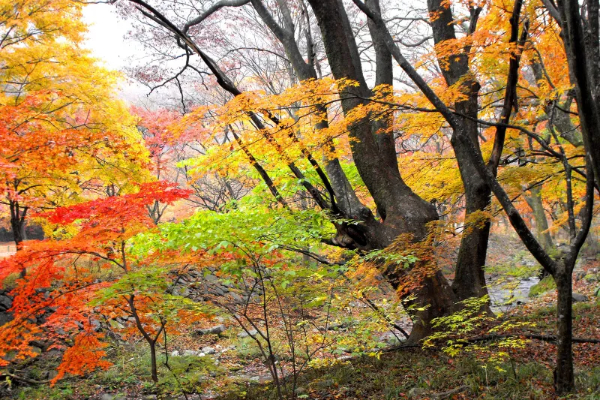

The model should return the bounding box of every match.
[556,0,600,191]
[524,186,555,253]
[307,0,457,342]
[531,59,583,147]
[555,268,574,394]
[427,0,491,302]
[9,201,27,248]
[251,0,368,220]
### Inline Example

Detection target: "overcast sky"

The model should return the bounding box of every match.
[82,3,152,103]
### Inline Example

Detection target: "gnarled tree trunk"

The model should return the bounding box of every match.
[307,0,457,342]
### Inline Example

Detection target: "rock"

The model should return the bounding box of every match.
[229,292,243,303]
[238,329,258,338]
[196,324,226,335]
[0,294,12,311]
[0,311,13,326]
[100,394,126,400]
[183,349,199,356]
[572,293,589,302]
[220,345,235,353]
[201,346,216,355]
[170,350,180,357]
[408,387,427,398]
[204,274,220,284]
[91,319,102,332]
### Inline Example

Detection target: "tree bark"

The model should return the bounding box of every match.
[426,0,492,303]
[149,341,158,383]
[555,268,574,394]
[307,0,457,342]
[556,0,600,191]
[524,186,554,252]
[9,201,27,249]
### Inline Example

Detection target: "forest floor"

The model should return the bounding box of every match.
[8,290,600,400]
[4,234,600,400]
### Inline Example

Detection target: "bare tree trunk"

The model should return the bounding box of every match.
[149,341,158,383]
[555,268,574,394]
[9,201,27,249]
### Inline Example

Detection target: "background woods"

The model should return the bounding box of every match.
[0,0,599,399]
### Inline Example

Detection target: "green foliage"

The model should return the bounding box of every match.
[424,296,535,372]
[529,276,557,297]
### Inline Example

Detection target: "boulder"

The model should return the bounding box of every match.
[196,324,226,336]
[0,294,12,311]
[238,329,258,338]
[572,293,589,302]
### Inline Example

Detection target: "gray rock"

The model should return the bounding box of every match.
[100,394,126,400]
[238,329,258,338]
[183,349,199,356]
[0,295,12,311]
[170,350,180,357]
[573,293,589,302]
[201,346,216,355]
[0,311,13,326]
[196,324,226,335]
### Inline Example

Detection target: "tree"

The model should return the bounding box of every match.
[0,181,192,384]
[133,106,251,218]
[0,0,148,249]
[352,0,595,393]
[122,0,461,343]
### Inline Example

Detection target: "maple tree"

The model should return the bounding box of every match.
[0,181,191,383]
[0,0,149,249]
[1,0,600,397]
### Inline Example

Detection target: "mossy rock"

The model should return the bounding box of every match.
[529,276,556,297]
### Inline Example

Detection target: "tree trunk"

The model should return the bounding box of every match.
[554,269,574,394]
[524,187,554,252]
[451,137,492,302]
[425,0,491,304]
[525,186,554,278]
[149,341,158,383]
[306,0,457,343]
[9,201,27,249]
[10,217,25,248]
